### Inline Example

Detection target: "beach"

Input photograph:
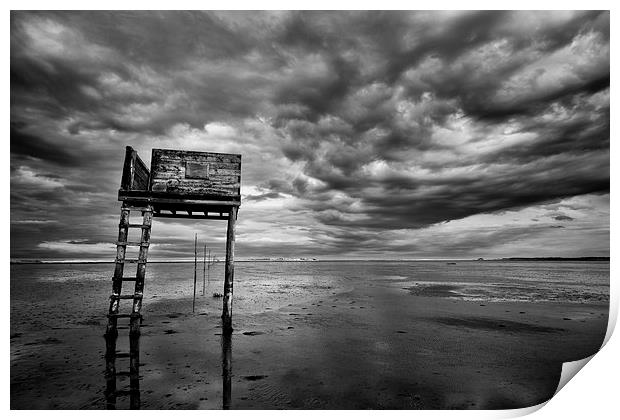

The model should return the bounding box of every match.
[10,261,609,409]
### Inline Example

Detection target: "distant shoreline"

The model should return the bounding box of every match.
[10,257,610,265]
[499,257,610,261]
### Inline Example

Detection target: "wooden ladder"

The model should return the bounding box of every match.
[106,203,153,337]
[104,203,151,409]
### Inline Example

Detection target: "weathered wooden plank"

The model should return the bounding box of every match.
[152,175,240,185]
[151,158,241,172]
[117,241,148,247]
[121,258,147,264]
[151,181,240,193]
[133,161,149,190]
[151,182,240,194]
[120,147,135,190]
[122,190,241,198]
[112,277,138,282]
[152,159,240,171]
[154,213,228,220]
[153,148,241,163]
[120,146,150,191]
[119,193,240,207]
[153,188,240,197]
[113,294,143,300]
[152,187,239,197]
[150,170,239,182]
[153,153,241,164]
[121,203,153,211]
[152,162,241,173]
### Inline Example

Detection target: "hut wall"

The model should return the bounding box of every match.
[149,149,241,201]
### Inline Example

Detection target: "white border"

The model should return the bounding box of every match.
[4,3,616,419]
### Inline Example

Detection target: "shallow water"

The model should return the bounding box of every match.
[10,260,609,333]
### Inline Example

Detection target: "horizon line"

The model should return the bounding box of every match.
[9,256,610,264]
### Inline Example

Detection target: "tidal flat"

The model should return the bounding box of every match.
[10,261,609,409]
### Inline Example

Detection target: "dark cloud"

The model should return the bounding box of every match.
[10,11,610,259]
[10,124,77,165]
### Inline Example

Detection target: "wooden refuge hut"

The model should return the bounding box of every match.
[106,146,241,338]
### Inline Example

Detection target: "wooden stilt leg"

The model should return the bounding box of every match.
[222,207,237,332]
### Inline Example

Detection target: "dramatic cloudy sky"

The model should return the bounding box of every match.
[10,10,609,260]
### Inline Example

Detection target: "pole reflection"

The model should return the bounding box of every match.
[221,331,233,409]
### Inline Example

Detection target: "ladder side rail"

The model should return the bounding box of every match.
[107,207,130,336]
[130,207,152,335]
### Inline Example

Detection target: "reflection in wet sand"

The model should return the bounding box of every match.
[104,332,140,409]
[103,328,234,409]
[221,332,232,409]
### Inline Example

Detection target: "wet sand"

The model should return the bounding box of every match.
[10,276,608,409]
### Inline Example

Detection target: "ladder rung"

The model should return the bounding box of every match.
[115,371,133,377]
[118,223,151,229]
[115,352,131,358]
[116,241,149,247]
[115,389,139,396]
[117,259,147,264]
[112,277,139,282]
[107,313,141,319]
[110,294,143,300]
[122,205,153,212]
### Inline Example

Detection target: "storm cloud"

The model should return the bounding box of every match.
[10,11,609,260]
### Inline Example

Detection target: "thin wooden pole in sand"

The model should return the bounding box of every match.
[193,233,197,313]
[202,244,207,296]
[208,249,212,287]
[222,206,237,332]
